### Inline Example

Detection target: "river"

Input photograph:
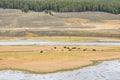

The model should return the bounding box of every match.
[0,39,120,45]
[0,60,120,80]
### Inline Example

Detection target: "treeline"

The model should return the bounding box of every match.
[0,0,120,14]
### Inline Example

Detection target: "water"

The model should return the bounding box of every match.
[0,60,120,80]
[0,39,120,45]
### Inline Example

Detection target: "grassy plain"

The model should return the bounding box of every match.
[0,9,120,73]
[0,45,119,73]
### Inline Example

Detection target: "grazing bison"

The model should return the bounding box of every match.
[78,48,81,50]
[72,47,77,49]
[64,46,67,48]
[92,49,96,51]
[69,49,72,51]
[40,51,43,53]
[54,47,57,49]
[83,48,87,51]
[67,47,70,49]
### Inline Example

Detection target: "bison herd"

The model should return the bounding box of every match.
[40,46,103,53]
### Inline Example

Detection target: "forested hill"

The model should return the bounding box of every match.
[0,0,120,14]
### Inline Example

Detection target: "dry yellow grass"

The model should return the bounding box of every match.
[65,18,89,23]
[102,20,120,24]
[64,18,120,30]
[0,45,119,73]
[38,36,95,41]
[25,32,39,37]
[0,36,119,41]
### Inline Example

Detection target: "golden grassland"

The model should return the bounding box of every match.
[0,36,119,41]
[36,36,120,41]
[31,36,95,41]
[0,45,119,73]
[0,36,98,41]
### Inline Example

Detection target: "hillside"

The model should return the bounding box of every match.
[0,9,120,38]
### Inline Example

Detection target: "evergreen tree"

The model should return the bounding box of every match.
[0,0,119,14]
[21,5,29,12]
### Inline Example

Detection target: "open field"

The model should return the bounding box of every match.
[0,36,120,41]
[26,36,120,41]
[0,45,120,73]
[0,9,120,38]
[0,9,119,73]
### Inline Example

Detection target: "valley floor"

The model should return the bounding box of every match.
[0,9,119,73]
[0,45,119,73]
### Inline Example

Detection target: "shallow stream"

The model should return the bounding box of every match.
[0,39,120,45]
[0,60,120,80]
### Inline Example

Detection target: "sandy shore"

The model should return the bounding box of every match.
[0,45,120,73]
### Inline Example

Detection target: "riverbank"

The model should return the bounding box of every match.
[0,38,120,45]
[0,60,119,80]
[0,45,120,73]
